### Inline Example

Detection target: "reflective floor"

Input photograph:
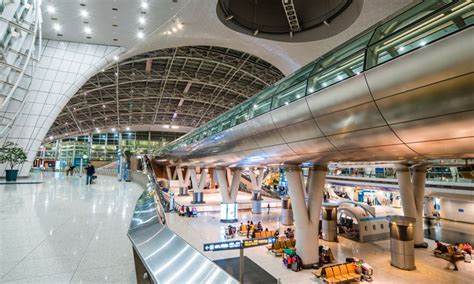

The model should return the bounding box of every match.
[167,210,474,284]
[0,172,143,283]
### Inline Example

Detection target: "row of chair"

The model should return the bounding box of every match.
[266,239,296,256]
[318,263,361,283]
[255,231,275,238]
[238,225,254,235]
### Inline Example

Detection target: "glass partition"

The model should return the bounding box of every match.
[272,80,307,109]
[276,63,314,92]
[307,50,365,94]
[249,86,277,119]
[311,31,372,76]
[369,0,454,45]
[366,1,473,68]
[232,100,253,126]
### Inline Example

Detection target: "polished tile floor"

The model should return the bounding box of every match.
[167,210,474,284]
[0,172,143,283]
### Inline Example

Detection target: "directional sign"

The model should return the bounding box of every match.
[203,240,242,252]
[242,237,277,248]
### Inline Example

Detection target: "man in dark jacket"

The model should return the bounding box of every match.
[85,162,95,185]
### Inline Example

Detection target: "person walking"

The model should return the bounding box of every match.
[267,203,270,214]
[426,217,432,237]
[85,162,95,185]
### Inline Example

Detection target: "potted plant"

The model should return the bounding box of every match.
[0,142,27,181]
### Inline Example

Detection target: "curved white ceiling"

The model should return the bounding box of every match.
[42,0,414,75]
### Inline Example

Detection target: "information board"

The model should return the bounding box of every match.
[242,237,277,248]
[203,240,242,252]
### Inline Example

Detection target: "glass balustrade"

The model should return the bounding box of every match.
[163,0,472,151]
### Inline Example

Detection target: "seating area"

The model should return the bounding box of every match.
[238,224,254,236]
[266,239,296,256]
[433,245,465,261]
[316,263,362,283]
[255,231,276,238]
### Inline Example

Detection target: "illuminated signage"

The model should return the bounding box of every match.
[242,237,277,248]
[203,240,242,252]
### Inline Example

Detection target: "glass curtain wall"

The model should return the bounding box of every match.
[37,131,183,163]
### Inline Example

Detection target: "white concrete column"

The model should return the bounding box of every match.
[216,167,242,203]
[307,166,327,241]
[166,166,173,180]
[229,168,242,202]
[176,166,190,196]
[189,166,207,204]
[396,165,417,219]
[285,164,327,267]
[412,165,427,245]
[396,164,427,246]
[216,167,230,203]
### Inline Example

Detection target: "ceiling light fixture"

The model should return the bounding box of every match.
[171,125,179,129]
[137,31,144,39]
[84,26,92,34]
[138,17,146,25]
[53,23,61,31]
[172,27,177,32]
[141,2,149,9]
[167,30,172,35]
[80,9,89,18]
[113,55,119,61]
[47,5,55,14]
[111,128,116,132]
[126,127,130,131]
[102,104,106,108]
[177,23,183,29]
[163,125,170,128]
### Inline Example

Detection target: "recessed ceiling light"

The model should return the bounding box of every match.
[163,125,170,128]
[113,55,119,61]
[84,26,92,34]
[172,27,177,32]
[80,10,89,18]
[137,31,144,39]
[141,2,149,9]
[138,17,146,25]
[47,5,55,14]
[102,104,106,108]
[53,23,61,31]
[177,23,183,29]
[126,127,130,131]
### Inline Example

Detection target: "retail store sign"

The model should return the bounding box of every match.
[242,237,277,248]
[203,240,242,252]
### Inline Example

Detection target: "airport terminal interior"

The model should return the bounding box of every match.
[0,0,473,283]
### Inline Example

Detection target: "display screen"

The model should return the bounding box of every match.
[203,240,242,252]
[220,203,238,221]
[242,237,277,248]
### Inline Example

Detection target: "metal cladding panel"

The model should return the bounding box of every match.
[340,144,416,161]
[253,129,286,148]
[376,73,474,124]
[315,102,386,136]
[365,27,474,100]
[391,111,474,143]
[407,137,474,157]
[247,112,277,135]
[288,137,336,154]
[306,75,372,117]
[261,144,296,157]
[305,151,346,163]
[277,119,323,143]
[270,98,313,128]
[327,126,402,149]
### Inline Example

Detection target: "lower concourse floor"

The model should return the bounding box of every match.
[1,172,472,283]
[0,172,143,283]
